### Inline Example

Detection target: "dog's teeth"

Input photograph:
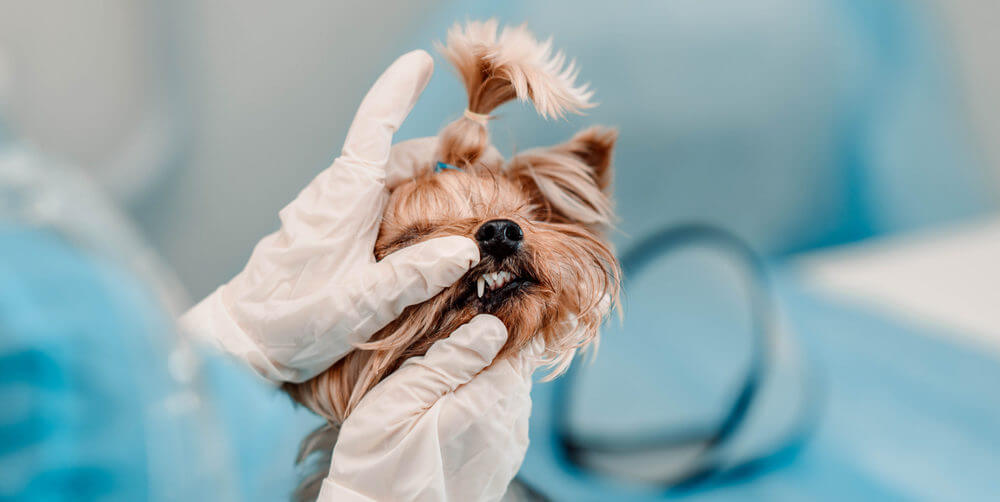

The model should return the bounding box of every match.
[477,271,519,297]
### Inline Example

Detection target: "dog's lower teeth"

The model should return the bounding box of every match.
[477,277,485,298]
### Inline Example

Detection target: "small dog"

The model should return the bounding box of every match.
[284,20,621,500]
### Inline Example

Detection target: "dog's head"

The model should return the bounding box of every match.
[375,125,620,358]
[284,20,620,424]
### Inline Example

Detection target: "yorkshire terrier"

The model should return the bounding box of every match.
[284,19,621,500]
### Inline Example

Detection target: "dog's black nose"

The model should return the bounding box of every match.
[475,219,523,258]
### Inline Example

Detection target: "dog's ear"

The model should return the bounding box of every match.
[506,126,617,224]
[559,126,616,192]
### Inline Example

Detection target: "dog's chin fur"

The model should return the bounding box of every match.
[282,19,621,501]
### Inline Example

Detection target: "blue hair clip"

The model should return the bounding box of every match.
[435,161,464,173]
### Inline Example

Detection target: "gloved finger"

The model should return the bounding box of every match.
[388,315,508,406]
[359,235,479,331]
[386,137,438,189]
[340,50,434,171]
[438,340,542,453]
[436,336,544,426]
[436,351,534,445]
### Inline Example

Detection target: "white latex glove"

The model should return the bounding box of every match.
[178,50,481,383]
[319,315,545,502]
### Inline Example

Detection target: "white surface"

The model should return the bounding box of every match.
[796,216,1000,352]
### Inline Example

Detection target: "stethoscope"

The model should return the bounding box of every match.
[546,224,824,495]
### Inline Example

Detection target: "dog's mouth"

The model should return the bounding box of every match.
[453,264,537,311]
[475,270,520,298]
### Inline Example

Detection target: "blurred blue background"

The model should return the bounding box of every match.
[1,0,998,500]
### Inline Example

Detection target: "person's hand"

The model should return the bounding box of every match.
[178,50,481,383]
[319,315,545,502]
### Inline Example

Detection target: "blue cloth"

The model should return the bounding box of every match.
[0,226,320,500]
[0,226,188,500]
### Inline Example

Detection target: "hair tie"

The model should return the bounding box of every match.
[463,109,491,126]
[434,161,465,174]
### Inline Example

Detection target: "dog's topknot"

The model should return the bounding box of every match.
[434,19,595,167]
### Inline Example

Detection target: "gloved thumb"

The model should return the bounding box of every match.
[367,235,479,325]
[390,315,508,406]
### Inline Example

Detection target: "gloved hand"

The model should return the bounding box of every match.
[178,50,481,383]
[319,315,545,502]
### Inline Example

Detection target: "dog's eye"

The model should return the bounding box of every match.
[384,225,432,250]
